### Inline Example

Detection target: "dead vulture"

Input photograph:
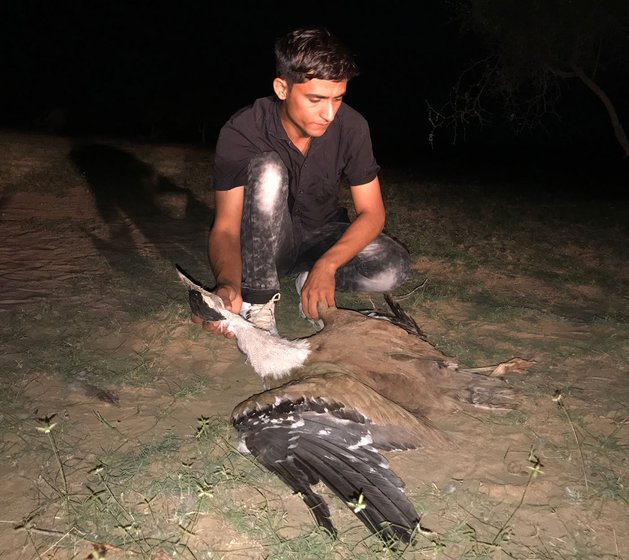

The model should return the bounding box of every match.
[177,266,521,547]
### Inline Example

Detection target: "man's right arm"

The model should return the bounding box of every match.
[193,187,244,336]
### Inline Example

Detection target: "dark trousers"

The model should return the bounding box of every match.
[240,152,410,304]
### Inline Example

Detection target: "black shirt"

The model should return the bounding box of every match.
[213,96,380,231]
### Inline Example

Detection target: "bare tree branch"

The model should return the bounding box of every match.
[427,1,629,157]
[569,61,629,157]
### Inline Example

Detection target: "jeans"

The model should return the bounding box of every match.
[240,152,410,304]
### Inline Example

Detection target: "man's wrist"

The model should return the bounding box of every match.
[314,256,340,275]
[215,278,241,292]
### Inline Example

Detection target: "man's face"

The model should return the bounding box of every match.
[274,78,347,140]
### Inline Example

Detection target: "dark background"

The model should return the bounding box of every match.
[1,1,627,190]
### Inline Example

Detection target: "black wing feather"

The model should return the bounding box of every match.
[234,398,420,546]
[240,411,336,536]
[297,418,420,543]
[187,289,225,322]
[358,294,426,339]
[176,265,226,322]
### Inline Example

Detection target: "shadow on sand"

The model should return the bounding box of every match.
[70,143,212,284]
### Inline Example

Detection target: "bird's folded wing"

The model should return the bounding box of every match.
[234,372,448,451]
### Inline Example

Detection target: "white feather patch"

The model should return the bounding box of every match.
[348,434,373,450]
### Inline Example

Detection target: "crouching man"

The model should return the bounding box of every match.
[196,26,410,337]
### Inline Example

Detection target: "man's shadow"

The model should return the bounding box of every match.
[70,143,212,286]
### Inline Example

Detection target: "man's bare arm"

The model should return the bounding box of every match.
[300,176,386,320]
[209,187,244,308]
[192,187,244,336]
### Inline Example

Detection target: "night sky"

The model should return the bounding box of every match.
[2,1,628,185]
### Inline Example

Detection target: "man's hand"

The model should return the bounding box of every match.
[298,177,385,321]
[300,261,336,320]
[191,284,242,339]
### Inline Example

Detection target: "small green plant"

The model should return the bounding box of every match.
[553,389,589,494]
[36,415,68,504]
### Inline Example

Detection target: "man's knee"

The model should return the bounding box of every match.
[357,236,410,292]
[247,152,288,216]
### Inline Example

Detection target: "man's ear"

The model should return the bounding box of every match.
[273,78,289,100]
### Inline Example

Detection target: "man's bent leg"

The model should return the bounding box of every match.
[335,234,410,292]
[294,223,410,293]
[240,152,295,304]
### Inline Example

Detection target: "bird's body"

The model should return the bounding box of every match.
[177,266,522,546]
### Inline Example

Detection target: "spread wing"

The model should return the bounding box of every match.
[232,373,441,546]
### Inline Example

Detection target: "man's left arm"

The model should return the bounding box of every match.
[300,177,385,320]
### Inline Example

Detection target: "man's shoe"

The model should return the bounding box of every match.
[295,272,324,331]
[240,293,281,336]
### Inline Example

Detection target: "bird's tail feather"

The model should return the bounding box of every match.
[384,293,426,339]
[358,294,426,339]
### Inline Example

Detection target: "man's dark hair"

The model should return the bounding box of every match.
[274,27,359,85]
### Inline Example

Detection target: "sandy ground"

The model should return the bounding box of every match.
[0,132,627,559]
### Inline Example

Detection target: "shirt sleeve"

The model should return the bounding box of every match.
[340,109,380,187]
[213,118,258,191]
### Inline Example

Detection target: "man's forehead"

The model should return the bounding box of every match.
[293,78,347,97]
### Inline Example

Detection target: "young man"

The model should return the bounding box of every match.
[197,27,410,337]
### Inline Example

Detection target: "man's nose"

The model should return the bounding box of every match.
[321,101,335,122]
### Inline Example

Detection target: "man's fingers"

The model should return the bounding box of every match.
[190,315,234,339]
[304,291,335,320]
[307,299,318,320]
[303,291,317,320]
[215,284,242,314]
[203,321,223,333]
[192,315,222,332]
[207,321,235,339]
